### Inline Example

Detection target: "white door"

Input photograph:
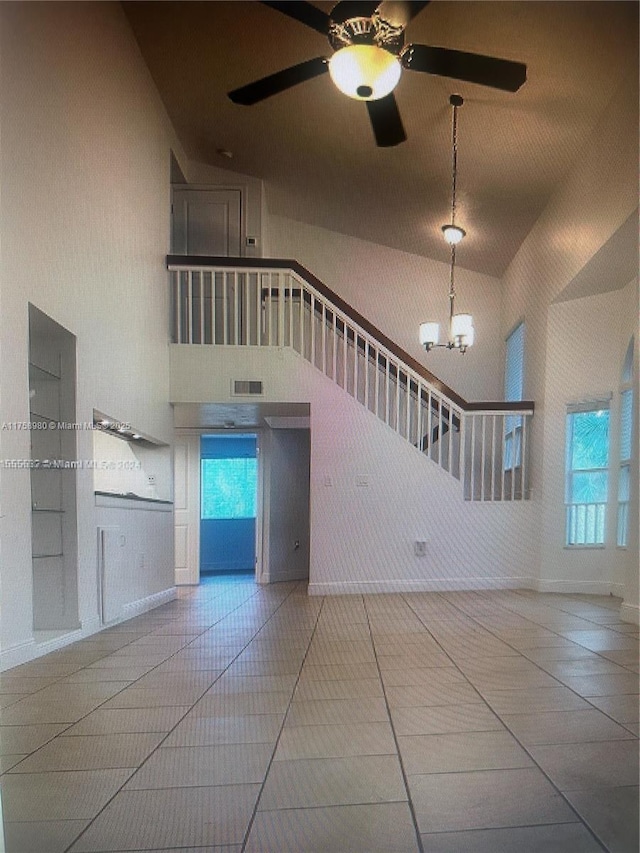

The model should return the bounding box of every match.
[174,436,200,585]
[172,188,242,256]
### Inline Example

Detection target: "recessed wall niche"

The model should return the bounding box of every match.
[28,304,79,632]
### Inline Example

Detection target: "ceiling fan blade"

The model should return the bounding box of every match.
[366,93,407,147]
[330,2,380,25]
[228,57,329,105]
[261,2,330,35]
[404,1,431,21]
[376,1,431,28]
[402,44,527,92]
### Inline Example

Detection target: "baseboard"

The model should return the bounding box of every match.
[81,615,103,635]
[536,578,624,596]
[0,638,38,671]
[620,601,640,625]
[1,589,176,672]
[308,577,535,596]
[121,587,177,619]
[270,572,309,584]
[1,619,99,670]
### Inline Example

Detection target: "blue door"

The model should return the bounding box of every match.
[200,434,257,574]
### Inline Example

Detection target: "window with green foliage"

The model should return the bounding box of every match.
[565,405,610,546]
[617,338,634,547]
[504,322,524,469]
[201,458,257,520]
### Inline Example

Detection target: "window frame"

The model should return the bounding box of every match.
[617,338,634,548]
[504,321,525,471]
[565,402,611,548]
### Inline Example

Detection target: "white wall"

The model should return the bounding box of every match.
[0,3,183,665]
[538,281,637,594]
[93,430,157,499]
[264,214,504,403]
[171,345,538,594]
[500,69,639,611]
[95,495,174,620]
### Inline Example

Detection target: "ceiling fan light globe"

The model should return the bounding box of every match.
[328,45,401,101]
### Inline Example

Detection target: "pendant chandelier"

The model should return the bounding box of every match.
[420,94,474,354]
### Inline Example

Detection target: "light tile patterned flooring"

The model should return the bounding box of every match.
[0,577,638,852]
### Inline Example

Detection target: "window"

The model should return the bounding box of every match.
[201,457,257,519]
[617,338,634,547]
[504,322,524,469]
[565,404,610,546]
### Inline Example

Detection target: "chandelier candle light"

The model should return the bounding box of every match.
[420,94,475,353]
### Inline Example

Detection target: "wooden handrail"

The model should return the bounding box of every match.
[167,255,535,415]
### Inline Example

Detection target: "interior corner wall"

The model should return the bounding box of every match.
[500,68,639,595]
[0,2,180,663]
[263,213,504,404]
[538,282,637,594]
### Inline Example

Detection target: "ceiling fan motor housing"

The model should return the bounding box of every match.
[328,13,405,55]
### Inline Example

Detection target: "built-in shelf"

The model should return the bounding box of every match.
[29,304,79,632]
[29,410,59,424]
[29,361,61,382]
[95,490,172,505]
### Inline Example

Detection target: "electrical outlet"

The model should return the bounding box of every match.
[414,540,428,557]
[147,474,156,485]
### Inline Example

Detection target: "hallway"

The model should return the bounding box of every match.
[0,579,638,852]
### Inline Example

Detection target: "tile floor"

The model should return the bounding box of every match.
[0,577,638,852]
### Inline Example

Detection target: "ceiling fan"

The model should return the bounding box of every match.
[228,1,527,147]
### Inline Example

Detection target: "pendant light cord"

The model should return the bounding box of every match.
[451,100,459,229]
[448,96,461,321]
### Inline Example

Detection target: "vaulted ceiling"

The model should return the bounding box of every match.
[123,1,638,278]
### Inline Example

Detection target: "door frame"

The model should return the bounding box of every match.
[173,429,266,585]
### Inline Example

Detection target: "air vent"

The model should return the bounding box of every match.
[232,380,263,396]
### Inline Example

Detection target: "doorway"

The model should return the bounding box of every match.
[200,434,257,576]
[171,187,242,256]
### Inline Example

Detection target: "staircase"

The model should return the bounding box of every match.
[168,256,534,502]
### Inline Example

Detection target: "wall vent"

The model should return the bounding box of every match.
[232,380,263,396]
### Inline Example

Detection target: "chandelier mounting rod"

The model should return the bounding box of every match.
[448,94,463,326]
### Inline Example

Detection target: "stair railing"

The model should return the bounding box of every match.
[168,256,534,501]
